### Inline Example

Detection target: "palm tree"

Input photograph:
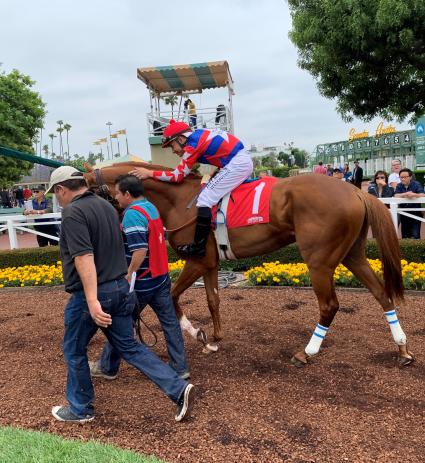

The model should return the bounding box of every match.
[163,95,178,118]
[42,144,49,158]
[48,133,57,159]
[63,123,71,160]
[56,120,64,158]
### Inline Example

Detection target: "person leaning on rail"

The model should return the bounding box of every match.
[45,165,195,423]
[394,168,425,239]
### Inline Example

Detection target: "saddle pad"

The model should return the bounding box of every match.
[215,177,277,229]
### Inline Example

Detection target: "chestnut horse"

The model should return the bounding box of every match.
[84,162,413,366]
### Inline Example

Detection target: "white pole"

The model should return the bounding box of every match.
[389,202,399,236]
[7,219,18,249]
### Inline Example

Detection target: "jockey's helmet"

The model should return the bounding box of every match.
[162,120,191,148]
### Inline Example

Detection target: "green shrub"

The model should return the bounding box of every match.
[0,246,60,268]
[271,166,290,178]
[1,240,425,270]
[414,170,425,185]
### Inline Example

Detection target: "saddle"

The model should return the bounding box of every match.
[212,177,277,261]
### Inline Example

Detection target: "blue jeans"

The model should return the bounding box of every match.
[63,278,187,418]
[100,276,188,376]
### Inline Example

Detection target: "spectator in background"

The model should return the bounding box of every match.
[313,161,327,175]
[215,104,226,130]
[23,185,59,247]
[367,171,394,199]
[23,185,32,201]
[343,163,352,182]
[394,168,425,239]
[351,160,363,189]
[326,164,333,176]
[15,186,24,207]
[258,171,268,178]
[388,159,402,189]
[332,168,345,181]
[0,188,12,208]
[184,98,197,129]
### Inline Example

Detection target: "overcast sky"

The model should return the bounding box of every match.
[1,0,411,160]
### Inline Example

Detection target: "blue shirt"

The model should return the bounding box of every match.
[122,198,167,293]
[395,180,424,208]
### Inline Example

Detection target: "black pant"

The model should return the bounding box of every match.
[400,212,422,239]
[34,224,59,247]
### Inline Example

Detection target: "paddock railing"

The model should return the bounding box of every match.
[0,200,424,250]
[0,213,61,249]
[378,197,425,237]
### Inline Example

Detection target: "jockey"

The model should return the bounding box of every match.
[130,119,253,257]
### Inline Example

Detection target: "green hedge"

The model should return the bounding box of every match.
[1,240,425,270]
[414,170,425,185]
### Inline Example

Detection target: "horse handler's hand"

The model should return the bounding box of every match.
[129,168,153,180]
[88,300,112,328]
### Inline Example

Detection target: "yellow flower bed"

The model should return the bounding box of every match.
[1,258,424,290]
[0,262,63,288]
[244,259,425,290]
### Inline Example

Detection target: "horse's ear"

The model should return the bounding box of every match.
[84,162,94,172]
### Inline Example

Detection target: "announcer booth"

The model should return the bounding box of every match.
[137,61,235,169]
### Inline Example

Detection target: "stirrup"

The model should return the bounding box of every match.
[177,241,207,257]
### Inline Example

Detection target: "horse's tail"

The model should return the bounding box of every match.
[358,191,404,302]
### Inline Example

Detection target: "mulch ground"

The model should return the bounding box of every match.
[1,286,425,463]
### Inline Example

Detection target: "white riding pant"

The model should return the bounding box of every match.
[196,150,254,208]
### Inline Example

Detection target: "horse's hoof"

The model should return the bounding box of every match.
[291,355,307,368]
[196,328,208,346]
[202,344,218,354]
[398,353,414,367]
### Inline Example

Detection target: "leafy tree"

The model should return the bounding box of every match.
[56,120,64,158]
[63,123,71,159]
[42,144,49,158]
[278,151,290,164]
[252,156,262,169]
[48,133,56,159]
[262,152,279,169]
[291,147,309,168]
[0,68,46,186]
[163,95,179,118]
[289,0,425,122]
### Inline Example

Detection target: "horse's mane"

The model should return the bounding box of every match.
[97,161,202,180]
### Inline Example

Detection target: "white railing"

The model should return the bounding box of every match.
[0,199,423,250]
[379,197,425,236]
[0,213,61,249]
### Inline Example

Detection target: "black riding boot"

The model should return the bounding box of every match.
[177,207,212,257]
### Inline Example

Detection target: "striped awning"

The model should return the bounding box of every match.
[137,61,234,95]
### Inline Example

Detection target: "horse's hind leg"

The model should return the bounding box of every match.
[342,253,413,366]
[292,268,340,367]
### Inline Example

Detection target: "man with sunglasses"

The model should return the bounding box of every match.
[23,185,59,247]
[394,168,425,239]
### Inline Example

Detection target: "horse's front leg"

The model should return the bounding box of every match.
[203,265,222,342]
[172,259,214,352]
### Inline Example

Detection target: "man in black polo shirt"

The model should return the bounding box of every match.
[46,166,194,423]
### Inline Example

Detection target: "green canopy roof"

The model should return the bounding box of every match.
[137,61,234,95]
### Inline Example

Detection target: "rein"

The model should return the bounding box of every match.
[165,216,197,233]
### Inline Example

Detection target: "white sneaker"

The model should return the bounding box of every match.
[175,383,195,422]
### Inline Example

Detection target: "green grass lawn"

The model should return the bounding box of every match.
[0,427,166,463]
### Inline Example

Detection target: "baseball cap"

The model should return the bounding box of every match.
[46,166,86,194]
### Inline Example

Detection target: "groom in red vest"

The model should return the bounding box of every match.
[90,174,189,381]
